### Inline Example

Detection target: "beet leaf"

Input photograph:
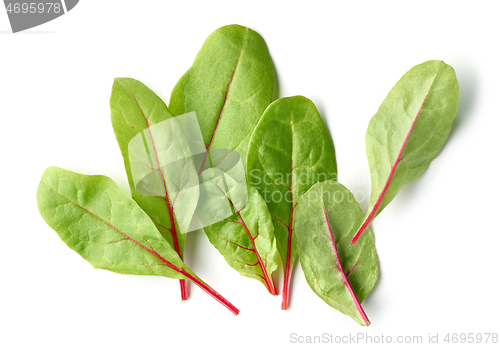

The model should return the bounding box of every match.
[351,60,459,244]
[294,181,378,325]
[37,166,239,315]
[247,96,337,309]
[110,78,195,300]
[168,24,278,293]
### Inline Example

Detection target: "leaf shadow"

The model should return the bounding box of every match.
[183,228,206,270]
[272,63,280,101]
[360,265,383,316]
[273,252,284,295]
[444,60,478,146]
[181,229,204,298]
[312,98,339,180]
[112,175,131,197]
[313,98,333,142]
[355,228,383,320]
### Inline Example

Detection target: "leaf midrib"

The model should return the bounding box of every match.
[121,81,183,259]
[281,119,296,309]
[351,71,440,245]
[52,188,180,273]
[322,205,370,326]
[197,32,246,176]
[213,182,276,294]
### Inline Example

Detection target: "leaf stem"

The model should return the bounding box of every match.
[179,270,240,315]
[180,279,188,301]
[281,256,292,310]
[281,222,294,309]
[136,237,239,314]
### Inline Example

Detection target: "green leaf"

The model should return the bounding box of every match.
[247,96,337,309]
[294,181,378,325]
[37,166,239,315]
[110,77,198,299]
[351,60,459,244]
[169,24,275,165]
[204,186,279,295]
[168,24,278,293]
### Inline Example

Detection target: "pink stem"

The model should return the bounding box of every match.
[281,247,293,310]
[179,270,239,315]
[180,279,188,301]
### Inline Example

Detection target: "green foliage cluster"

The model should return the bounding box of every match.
[37,25,458,324]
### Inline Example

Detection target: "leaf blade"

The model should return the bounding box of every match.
[110,77,197,299]
[351,60,459,244]
[204,187,279,294]
[247,96,337,308]
[37,166,239,314]
[168,24,278,292]
[294,181,378,325]
[169,24,275,164]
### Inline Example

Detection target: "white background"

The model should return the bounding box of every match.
[1,1,499,346]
